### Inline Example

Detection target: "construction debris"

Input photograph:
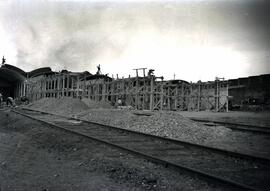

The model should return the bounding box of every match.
[81,98,113,109]
[26,98,89,115]
[77,109,231,145]
[26,98,230,145]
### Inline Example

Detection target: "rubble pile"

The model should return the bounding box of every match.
[77,109,231,144]
[27,98,115,115]
[81,98,113,109]
[26,98,89,115]
[27,98,231,145]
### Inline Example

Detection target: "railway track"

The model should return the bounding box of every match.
[12,108,270,191]
[190,118,270,134]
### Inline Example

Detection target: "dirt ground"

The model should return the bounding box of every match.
[0,109,232,191]
[25,98,270,159]
[179,111,270,127]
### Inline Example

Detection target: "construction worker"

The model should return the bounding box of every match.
[96,64,101,75]
[117,98,122,106]
[116,97,123,109]
[148,69,155,76]
[6,97,15,107]
[20,96,29,105]
[2,56,6,65]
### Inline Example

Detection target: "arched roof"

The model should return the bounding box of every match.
[28,67,53,78]
[0,64,26,83]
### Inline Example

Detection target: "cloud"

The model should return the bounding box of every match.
[0,0,269,81]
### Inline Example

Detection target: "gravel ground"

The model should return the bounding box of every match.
[180,111,270,127]
[19,110,270,190]
[77,109,270,159]
[26,98,270,159]
[0,109,231,191]
[77,109,231,144]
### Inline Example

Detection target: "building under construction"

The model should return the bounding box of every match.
[0,63,269,111]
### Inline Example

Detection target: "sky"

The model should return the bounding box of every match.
[0,0,269,82]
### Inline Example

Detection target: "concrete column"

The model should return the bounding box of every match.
[150,76,154,111]
[197,82,201,111]
[20,83,22,98]
[53,78,56,97]
[57,76,60,98]
[76,75,79,98]
[175,87,178,110]
[62,75,65,97]
[102,83,106,101]
[167,88,171,110]
[88,84,91,99]
[215,80,219,112]
[160,81,164,110]
[83,74,86,98]
[226,82,229,112]
[71,76,74,98]
[67,74,70,97]
[23,82,26,96]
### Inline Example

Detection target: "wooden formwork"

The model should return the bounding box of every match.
[188,81,229,112]
[25,73,229,112]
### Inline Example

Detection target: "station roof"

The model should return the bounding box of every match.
[0,64,26,83]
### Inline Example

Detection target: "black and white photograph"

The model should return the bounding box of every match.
[0,0,270,190]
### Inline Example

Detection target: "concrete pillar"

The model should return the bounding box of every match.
[23,82,26,96]
[175,87,178,110]
[62,75,65,97]
[197,82,201,111]
[226,82,229,112]
[83,74,86,98]
[76,75,79,98]
[161,81,164,110]
[57,76,60,98]
[150,76,154,111]
[67,74,70,97]
[71,76,74,98]
[215,80,220,112]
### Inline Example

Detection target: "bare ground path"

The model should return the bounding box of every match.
[0,109,226,191]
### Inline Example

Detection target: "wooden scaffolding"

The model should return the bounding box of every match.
[25,72,229,112]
